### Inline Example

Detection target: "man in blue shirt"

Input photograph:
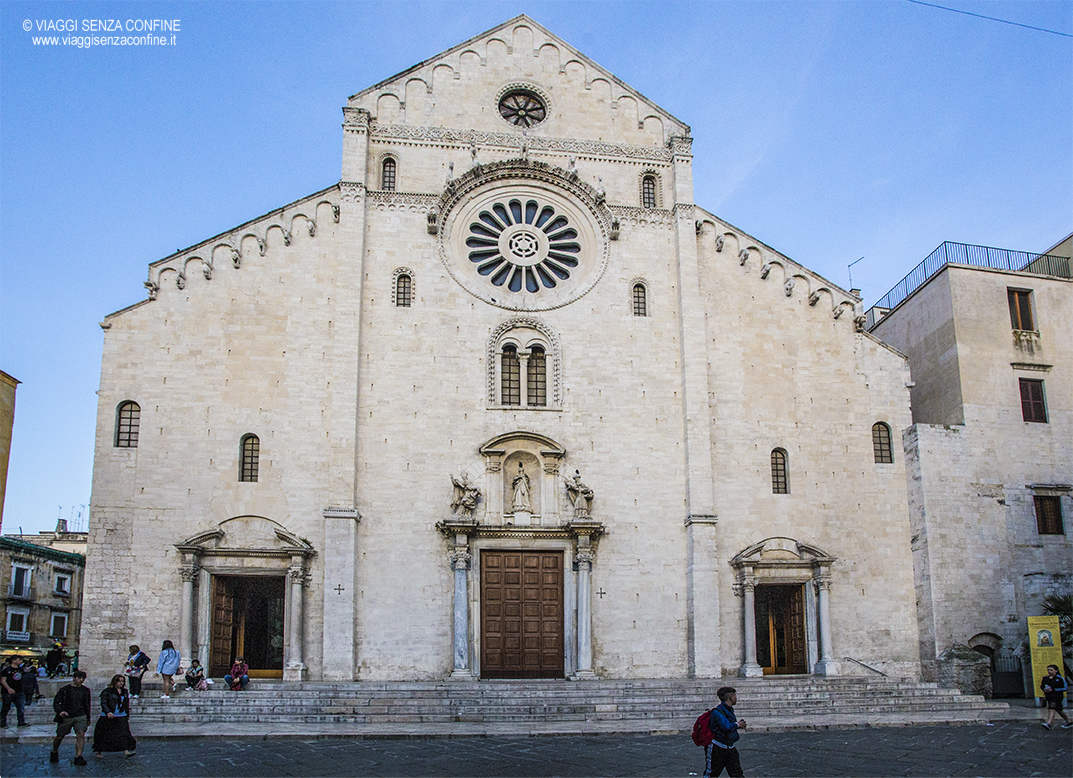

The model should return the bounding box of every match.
[705,686,747,777]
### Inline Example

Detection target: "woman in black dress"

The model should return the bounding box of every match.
[92,674,136,758]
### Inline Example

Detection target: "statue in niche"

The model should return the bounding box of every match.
[450,472,481,519]
[511,463,531,512]
[565,470,595,519]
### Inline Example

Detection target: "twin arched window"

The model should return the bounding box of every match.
[872,422,893,463]
[114,401,140,448]
[499,345,547,407]
[770,449,789,494]
[240,434,260,482]
[492,323,557,409]
[381,158,397,191]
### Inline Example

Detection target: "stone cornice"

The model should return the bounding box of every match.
[435,519,606,543]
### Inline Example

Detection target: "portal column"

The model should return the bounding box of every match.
[449,536,472,680]
[284,560,307,681]
[739,575,763,677]
[573,542,596,679]
[178,563,199,663]
[814,571,840,676]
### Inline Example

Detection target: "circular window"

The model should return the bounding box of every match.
[498,90,547,128]
[466,198,580,293]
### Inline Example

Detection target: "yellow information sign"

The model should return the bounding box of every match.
[1027,615,1064,699]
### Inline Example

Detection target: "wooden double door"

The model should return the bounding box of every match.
[755,584,808,675]
[210,575,286,678]
[481,551,564,678]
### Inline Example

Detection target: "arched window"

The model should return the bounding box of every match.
[382,158,397,191]
[632,283,647,316]
[395,273,412,307]
[771,449,789,494]
[872,422,893,463]
[240,434,260,482]
[114,401,140,448]
[527,346,547,407]
[641,175,657,209]
[501,346,520,406]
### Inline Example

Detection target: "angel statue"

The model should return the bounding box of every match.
[450,472,481,519]
[564,470,594,519]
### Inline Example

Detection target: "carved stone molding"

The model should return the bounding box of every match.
[340,182,366,202]
[179,564,200,583]
[608,205,674,228]
[668,135,693,156]
[342,106,370,131]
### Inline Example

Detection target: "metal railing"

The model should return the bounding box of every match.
[6,584,33,599]
[842,656,888,676]
[869,242,1071,324]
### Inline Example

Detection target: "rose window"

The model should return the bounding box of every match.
[498,90,547,128]
[465,199,581,293]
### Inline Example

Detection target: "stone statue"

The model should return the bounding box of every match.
[565,470,594,519]
[520,132,529,162]
[567,156,578,177]
[595,177,606,204]
[450,472,481,519]
[511,463,531,512]
[470,140,479,168]
[715,234,725,252]
[446,161,454,183]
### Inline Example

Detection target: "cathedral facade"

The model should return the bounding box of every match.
[82,17,921,683]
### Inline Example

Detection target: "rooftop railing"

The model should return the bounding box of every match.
[868,241,1071,326]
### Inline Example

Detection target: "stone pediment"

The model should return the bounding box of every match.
[730,537,835,569]
[175,515,315,558]
[347,15,689,145]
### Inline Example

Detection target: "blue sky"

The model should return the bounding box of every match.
[1,1,1070,535]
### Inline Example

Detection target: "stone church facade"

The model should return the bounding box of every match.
[82,16,922,683]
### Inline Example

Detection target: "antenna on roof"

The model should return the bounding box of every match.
[848,256,865,291]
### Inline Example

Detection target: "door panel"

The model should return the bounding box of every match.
[757,584,808,675]
[210,577,234,676]
[481,551,563,678]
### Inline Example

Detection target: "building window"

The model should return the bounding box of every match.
[633,283,648,316]
[771,449,789,494]
[872,422,894,463]
[395,273,412,307]
[527,346,547,407]
[498,89,547,128]
[50,612,68,638]
[1019,379,1047,423]
[115,401,140,448]
[1008,289,1034,331]
[642,175,657,209]
[501,346,520,406]
[382,158,396,191]
[1034,496,1064,535]
[5,607,30,639]
[54,573,71,595]
[240,434,260,482]
[9,565,31,598]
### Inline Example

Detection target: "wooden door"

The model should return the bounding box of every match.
[756,584,808,675]
[481,551,563,678]
[210,577,234,676]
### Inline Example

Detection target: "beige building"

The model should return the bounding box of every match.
[82,17,922,683]
[0,371,18,532]
[1,537,85,657]
[869,241,1072,690]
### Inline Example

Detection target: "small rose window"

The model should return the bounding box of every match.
[498,90,547,128]
[466,198,580,293]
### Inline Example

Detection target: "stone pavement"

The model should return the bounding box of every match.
[1,720,1070,777]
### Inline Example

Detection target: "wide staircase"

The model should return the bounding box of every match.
[20,676,1011,733]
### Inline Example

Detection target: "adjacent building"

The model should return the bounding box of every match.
[1,537,85,657]
[82,16,928,683]
[869,240,1072,692]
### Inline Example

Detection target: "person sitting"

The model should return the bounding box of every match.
[184,660,208,691]
[45,644,64,679]
[224,657,250,691]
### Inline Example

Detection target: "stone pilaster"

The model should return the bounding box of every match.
[685,515,719,677]
[814,572,840,676]
[449,537,473,680]
[572,542,596,680]
[321,507,360,680]
[737,574,763,677]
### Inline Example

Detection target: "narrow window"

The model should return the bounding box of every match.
[55,574,71,595]
[501,346,520,406]
[642,175,657,209]
[115,401,140,448]
[395,274,412,307]
[240,434,260,482]
[6,609,28,635]
[771,449,789,494]
[1019,379,1047,423]
[10,566,31,598]
[633,284,647,317]
[382,158,396,191]
[1034,496,1064,535]
[1008,289,1034,331]
[872,422,893,463]
[50,612,68,638]
[527,347,547,406]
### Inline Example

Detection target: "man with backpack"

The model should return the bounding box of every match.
[702,686,747,777]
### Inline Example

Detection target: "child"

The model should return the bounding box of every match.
[1040,664,1072,729]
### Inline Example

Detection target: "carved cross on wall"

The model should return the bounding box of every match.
[596,588,607,599]
[334,584,345,595]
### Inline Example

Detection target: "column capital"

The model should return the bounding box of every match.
[179,564,200,583]
[576,548,595,569]
[450,549,472,570]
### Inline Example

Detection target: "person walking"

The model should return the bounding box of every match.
[50,669,91,765]
[91,674,136,759]
[225,656,250,690]
[1040,664,1072,729]
[156,640,181,699]
[704,686,747,778]
[0,656,29,728]
[124,645,151,698]
[21,659,40,706]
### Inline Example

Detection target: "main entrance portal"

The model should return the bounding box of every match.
[756,584,808,675]
[481,551,564,678]
[210,576,286,678]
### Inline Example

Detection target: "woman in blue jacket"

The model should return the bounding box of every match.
[155,640,181,700]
